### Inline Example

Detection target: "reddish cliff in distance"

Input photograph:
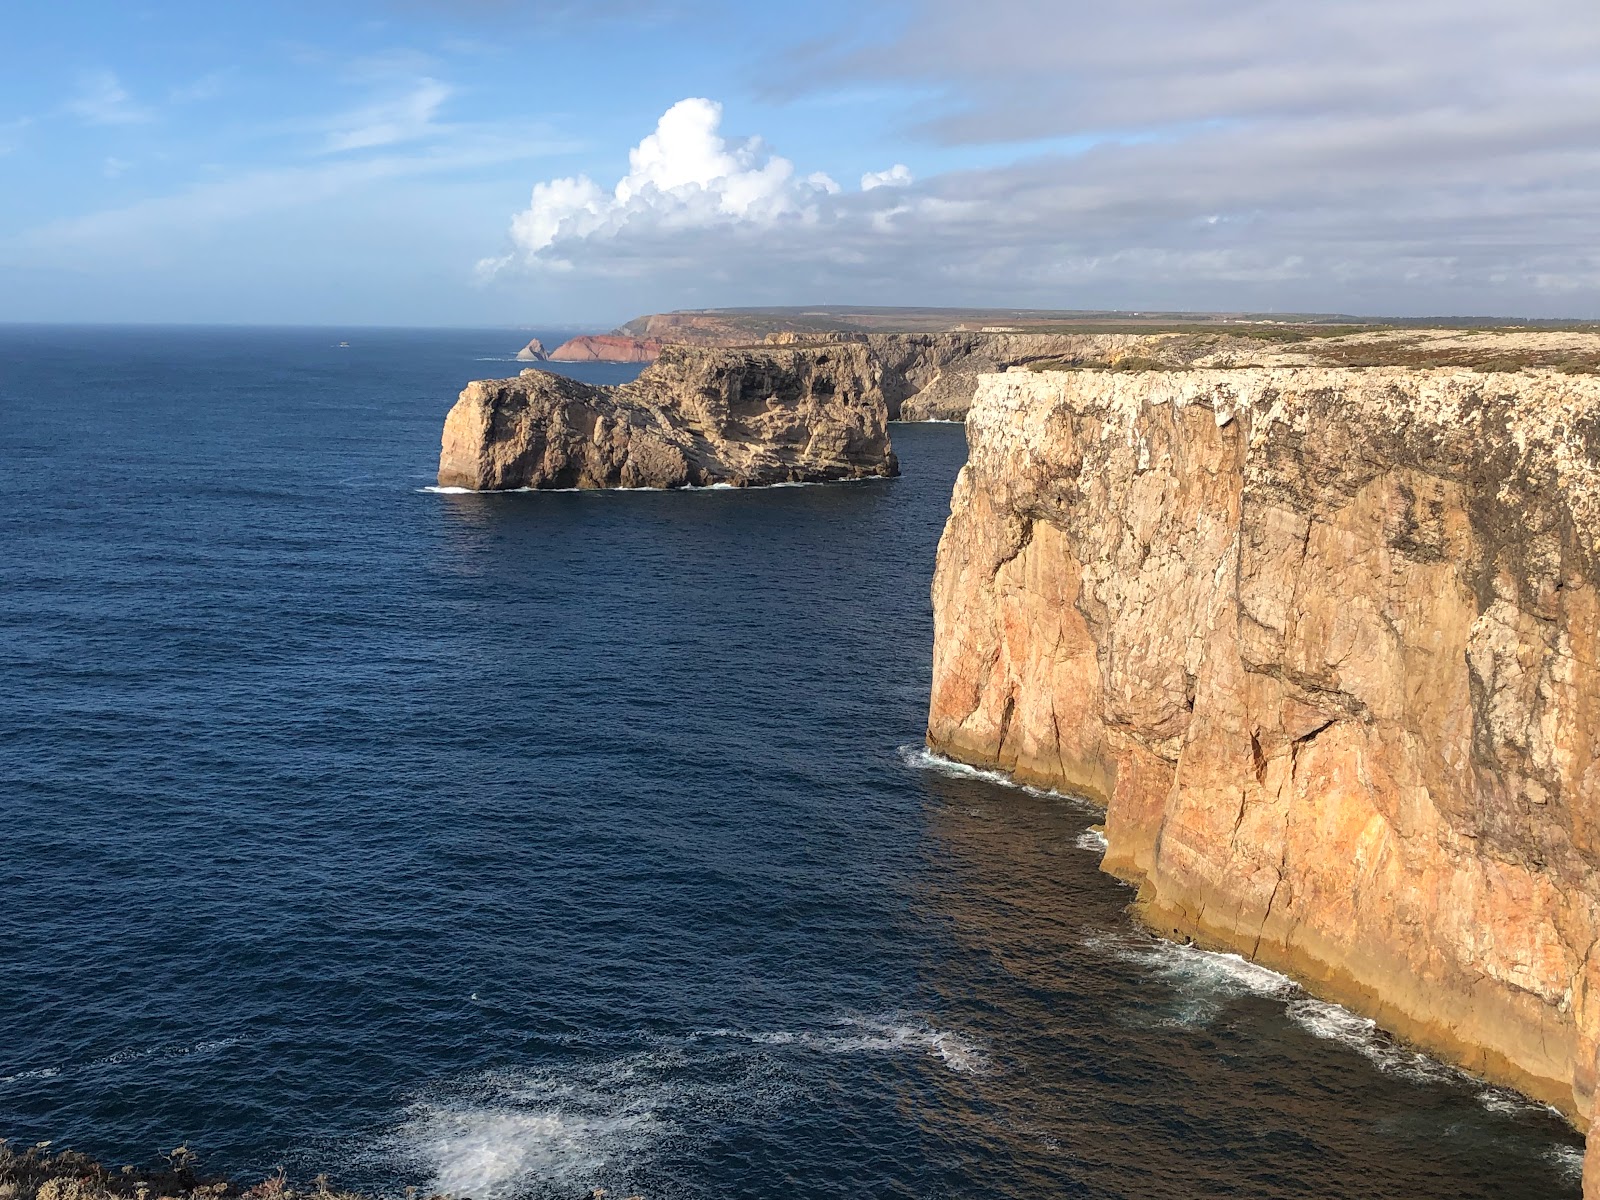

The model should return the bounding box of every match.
[547,334,664,363]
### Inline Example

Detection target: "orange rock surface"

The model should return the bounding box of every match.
[547,334,664,363]
[927,366,1600,1184]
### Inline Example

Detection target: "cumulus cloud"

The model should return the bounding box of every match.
[861,164,913,191]
[473,1,1600,315]
[481,97,916,274]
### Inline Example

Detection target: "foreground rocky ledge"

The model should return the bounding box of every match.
[926,366,1600,1187]
[438,345,898,490]
[0,1141,385,1200]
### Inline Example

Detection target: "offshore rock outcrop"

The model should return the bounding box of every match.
[515,337,548,362]
[437,347,898,490]
[926,366,1600,1182]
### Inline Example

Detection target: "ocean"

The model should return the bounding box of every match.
[0,325,1585,1199]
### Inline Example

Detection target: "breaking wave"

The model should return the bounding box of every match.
[1286,999,1464,1086]
[1089,933,1296,1026]
[1074,828,1108,853]
[1546,1143,1585,1183]
[421,477,888,497]
[895,744,1092,808]
[381,1018,985,1199]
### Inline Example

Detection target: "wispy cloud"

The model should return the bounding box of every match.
[322,77,453,152]
[1,132,569,271]
[168,71,228,105]
[65,71,154,126]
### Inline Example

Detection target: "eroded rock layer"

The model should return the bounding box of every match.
[547,334,664,363]
[927,368,1600,1165]
[437,346,898,490]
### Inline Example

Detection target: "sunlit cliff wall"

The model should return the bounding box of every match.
[926,367,1600,1185]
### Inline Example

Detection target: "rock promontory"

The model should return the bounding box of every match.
[547,334,664,363]
[927,363,1600,1180]
[437,347,899,490]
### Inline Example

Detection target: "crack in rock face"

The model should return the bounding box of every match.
[926,364,1600,1188]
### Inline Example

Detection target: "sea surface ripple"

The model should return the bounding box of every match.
[0,326,1584,1199]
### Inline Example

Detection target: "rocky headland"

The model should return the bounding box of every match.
[924,356,1600,1188]
[437,345,898,490]
[547,334,664,363]
[533,322,1600,422]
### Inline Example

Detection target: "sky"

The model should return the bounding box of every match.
[2,0,1598,327]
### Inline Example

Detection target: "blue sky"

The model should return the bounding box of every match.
[3,0,1598,326]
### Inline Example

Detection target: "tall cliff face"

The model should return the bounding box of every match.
[763,331,1162,420]
[928,368,1600,1161]
[437,346,898,490]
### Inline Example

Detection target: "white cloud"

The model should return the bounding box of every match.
[324,78,452,153]
[103,157,132,179]
[484,97,865,272]
[861,163,913,190]
[65,71,153,126]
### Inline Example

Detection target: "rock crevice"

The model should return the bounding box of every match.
[438,345,899,490]
[927,366,1600,1177]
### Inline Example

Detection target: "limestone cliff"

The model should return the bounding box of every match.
[927,366,1600,1176]
[761,332,1156,421]
[437,348,898,490]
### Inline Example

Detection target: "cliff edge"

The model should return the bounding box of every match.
[437,347,898,490]
[927,365,1600,1183]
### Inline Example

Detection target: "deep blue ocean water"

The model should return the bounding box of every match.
[0,325,1587,1200]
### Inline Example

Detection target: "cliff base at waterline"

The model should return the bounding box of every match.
[927,365,1600,1180]
[437,346,899,490]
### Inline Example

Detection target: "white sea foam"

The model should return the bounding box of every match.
[0,1036,239,1087]
[397,1100,659,1200]
[421,476,887,497]
[1075,828,1109,854]
[1095,931,1497,1090]
[1477,1086,1565,1119]
[1547,1143,1585,1182]
[1088,932,1297,1027]
[385,1017,983,1197]
[697,1017,988,1075]
[895,744,1091,808]
[1286,999,1463,1086]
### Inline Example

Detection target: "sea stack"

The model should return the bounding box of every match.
[437,344,899,490]
[927,363,1600,1163]
[515,337,548,362]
